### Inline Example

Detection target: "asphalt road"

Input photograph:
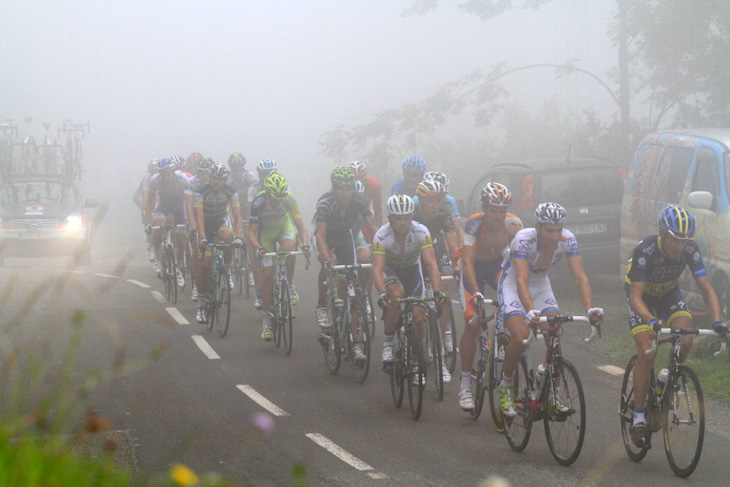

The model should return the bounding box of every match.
[2,241,730,487]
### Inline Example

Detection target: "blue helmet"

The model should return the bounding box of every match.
[659,205,696,239]
[257,159,278,174]
[156,158,176,173]
[402,155,426,174]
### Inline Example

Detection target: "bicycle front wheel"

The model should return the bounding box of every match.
[390,327,405,408]
[406,324,424,420]
[280,281,293,356]
[663,364,705,478]
[429,311,444,401]
[234,247,244,296]
[504,357,532,452]
[322,295,341,374]
[165,243,177,303]
[470,361,486,420]
[487,333,510,432]
[543,358,586,466]
[619,355,651,462]
[217,269,231,338]
[350,299,371,384]
[443,298,458,374]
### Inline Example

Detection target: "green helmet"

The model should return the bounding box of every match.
[197,156,214,172]
[228,152,246,169]
[264,171,289,198]
[331,166,355,188]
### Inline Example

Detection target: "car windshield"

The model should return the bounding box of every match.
[537,166,623,207]
[0,181,77,206]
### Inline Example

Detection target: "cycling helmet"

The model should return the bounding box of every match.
[197,156,213,172]
[423,171,450,190]
[480,182,513,207]
[387,194,415,216]
[187,152,203,165]
[209,163,230,180]
[349,160,368,179]
[659,205,696,239]
[228,152,246,169]
[171,155,186,169]
[331,166,356,188]
[416,179,447,198]
[257,159,278,174]
[535,202,566,225]
[354,180,365,194]
[264,171,289,198]
[402,155,426,174]
[156,158,176,173]
[148,158,159,171]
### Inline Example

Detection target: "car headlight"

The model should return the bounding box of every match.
[64,214,83,230]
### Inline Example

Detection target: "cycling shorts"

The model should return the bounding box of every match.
[154,203,187,233]
[384,264,425,303]
[201,216,233,257]
[498,272,559,321]
[258,215,296,268]
[626,287,691,337]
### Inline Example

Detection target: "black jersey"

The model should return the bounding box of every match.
[624,235,707,297]
[314,192,372,240]
[413,206,454,239]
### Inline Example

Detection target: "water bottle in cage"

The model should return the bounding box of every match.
[334,299,345,320]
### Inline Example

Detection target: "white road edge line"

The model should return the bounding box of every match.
[305,433,386,479]
[191,335,221,360]
[150,291,166,303]
[126,279,151,288]
[236,385,289,417]
[598,365,625,376]
[166,307,189,325]
[93,273,119,278]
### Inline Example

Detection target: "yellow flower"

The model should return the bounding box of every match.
[170,463,199,486]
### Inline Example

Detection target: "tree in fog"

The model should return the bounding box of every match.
[321,1,730,174]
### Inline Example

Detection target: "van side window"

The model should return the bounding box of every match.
[691,147,719,210]
[657,147,693,204]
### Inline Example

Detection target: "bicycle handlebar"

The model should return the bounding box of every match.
[388,296,438,304]
[645,326,727,356]
[468,298,499,325]
[331,263,372,271]
[261,250,311,269]
[522,315,599,346]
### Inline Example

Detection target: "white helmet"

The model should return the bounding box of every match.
[387,194,415,215]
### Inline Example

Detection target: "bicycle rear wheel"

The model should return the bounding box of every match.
[406,324,424,420]
[206,268,216,333]
[280,281,293,356]
[217,269,231,338]
[619,355,651,462]
[544,358,586,466]
[504,357,532,452]
[165,243,177,303]
[470,361,486,419]
[389,326,405,408]
[272,285,282,349]
[365,290,376,338]
[429,311,444,401]
[443,298,458,374]
[663,365,705,478]
[350,300,371,384]
[233,247,244,296]
[487,333,510,432]
[242,248,252,299]
[322,295,341,374]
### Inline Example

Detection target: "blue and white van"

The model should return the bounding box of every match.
[620,128,730,316]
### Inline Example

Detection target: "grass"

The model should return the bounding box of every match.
[555,271,730,402]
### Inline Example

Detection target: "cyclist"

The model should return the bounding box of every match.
[314,166,378,361]
[497,202,603,418]
[391,155,426,197]
[184,152,203,175]
[248,159,281,310]
[247,171,310,341]
[145,158,191,287]
[455,183,523,411]
[349,160,383,226]
[193,163,244,324]
[227,152,257,221]
[412,179,458,383]
[184,156,213,301]
[420,170,464,247]
[134,159,158,262]
[171,155,192,179]
[374,194,446,378]
[625,205,727,447]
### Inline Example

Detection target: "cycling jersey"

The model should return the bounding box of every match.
[413,205,455,238]
[373,221,433,298]
[390,178,418,197]
[249,191,301,228]
[362,177,382,206]
[247,180,263,204]
[193,183,240,221]
[315,192,372,242]
[413,194,460,220]
[149,172,190,223]
[228,170,257,198]
[498,227,580,320]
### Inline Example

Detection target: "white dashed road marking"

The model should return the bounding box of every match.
[126,279,151,288]
[93,273,119,278]
[598,365,625,376]
[150,291,166,303]
[236,385,289,417]
[191,335,221,360]
[305,433,386,479]
[165,307,189,325]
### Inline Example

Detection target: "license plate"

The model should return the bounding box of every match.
[20,232,52,240]
[567,223,607,235]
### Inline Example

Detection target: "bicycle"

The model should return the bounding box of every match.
[423,278,448,401]
[321,263,372,383]
[385,296,438,420]
[433,233,459,374]
[262,250,309,356]
[467,298,511,433]
[151,219,186,304]
[619,324,728,478]
[58,120,89,181]
[206,242,236,338]
[232,240,252,298]
[503,314,600,466]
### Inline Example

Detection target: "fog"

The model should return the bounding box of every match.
[1,0,615,255]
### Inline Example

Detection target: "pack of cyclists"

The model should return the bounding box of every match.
[137,152,728,466]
